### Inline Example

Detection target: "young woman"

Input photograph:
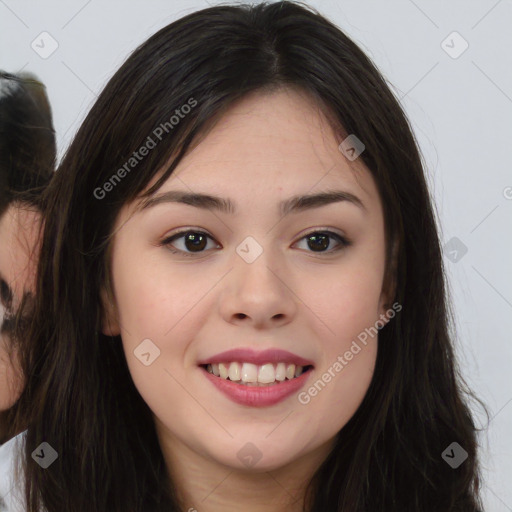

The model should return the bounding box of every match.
[2,2,488,511]
[0,71,55,445]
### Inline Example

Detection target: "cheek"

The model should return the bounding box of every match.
[293,250,383,426]
[112,247,176,336]
[110,254,206,398]
[0,337,24,412]
[312,342,377,433]
[112,255,210,344]
[297,278,379,434]
[304,252,385,344]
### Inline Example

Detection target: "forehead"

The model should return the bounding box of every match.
[176,88,363,182]
[131,88,381,218]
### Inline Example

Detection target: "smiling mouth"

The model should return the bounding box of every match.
[200,362,314,386]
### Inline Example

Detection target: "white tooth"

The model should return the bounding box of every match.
[219,363,229,379]
[258,363,276,384]
[215,361,302,382]
[275,362,286,381]
[241,363,258,383]
[228,362,241,381]
[206,364,213,374]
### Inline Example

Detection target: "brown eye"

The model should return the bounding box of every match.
[162,230,218,257]
[181,232,208,252]
[295,230,351,254]
[160,228,351,258]
[306,233,330,251]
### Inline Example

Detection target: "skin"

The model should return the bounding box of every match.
[0,203,40,413]
[102,87,392,512]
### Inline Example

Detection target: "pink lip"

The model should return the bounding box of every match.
[200,366,314,407]
[197,348,314,367]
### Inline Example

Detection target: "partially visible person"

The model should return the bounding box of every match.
[0,71,55,445]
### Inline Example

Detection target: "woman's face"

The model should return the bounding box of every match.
[104,88,391,473]
[0,203,39,411]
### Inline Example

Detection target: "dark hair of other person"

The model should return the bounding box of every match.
[0,71,56,444]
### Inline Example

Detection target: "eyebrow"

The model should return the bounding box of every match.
[140,189,366,216]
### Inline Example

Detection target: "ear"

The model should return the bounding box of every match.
[99,286,121,337]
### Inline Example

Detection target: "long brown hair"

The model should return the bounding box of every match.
[12,2,488,510]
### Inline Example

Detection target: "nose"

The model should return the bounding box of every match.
[219,245,298,329]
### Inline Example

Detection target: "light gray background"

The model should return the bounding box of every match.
[1,0,511,510]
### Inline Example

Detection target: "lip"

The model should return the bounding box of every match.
[197,348,314,367]
[200,365,314,407]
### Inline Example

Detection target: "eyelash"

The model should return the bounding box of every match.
[160,228,351,258]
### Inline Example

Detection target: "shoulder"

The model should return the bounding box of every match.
[0,431,26,512]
